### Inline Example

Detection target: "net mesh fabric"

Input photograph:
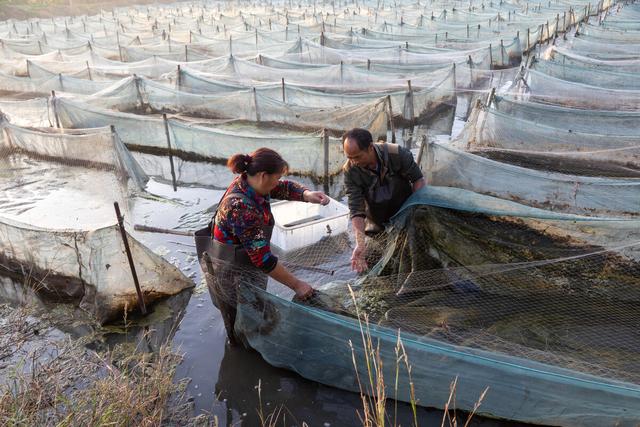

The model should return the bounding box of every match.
[455,100,640,177]
[0,116,190,322]
[201,186,640,425]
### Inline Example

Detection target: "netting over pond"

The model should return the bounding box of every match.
[202,186,640,426]
[0,118,192,322]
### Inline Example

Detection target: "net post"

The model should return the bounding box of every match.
[162,113,178,192]
[468,55,473,88]
[416,135,426,166]
[132,74,144,108]
[405,78,415,126]
[452,63,457,91]
[189,30,192,44]
[387,95,396,143]
[546,21,550,44]
[487,87,496,108]
[86,61,92,81]
[281,78,286,103]
[322,128,330,193]
[185,45,188,62]
[500,39,504,65]
[113,201,148,315]
[253,87,261,122]
[367,58,371,70]
[489,43,493,69]
[526,28,530,52]
[229,35,233,57]
[26,60,31,77]
[177,65,181,89]
[50,90,61,129]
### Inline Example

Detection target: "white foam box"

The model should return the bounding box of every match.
[270,197,349,252]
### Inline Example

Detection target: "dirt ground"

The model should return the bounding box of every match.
[0,0,181,20]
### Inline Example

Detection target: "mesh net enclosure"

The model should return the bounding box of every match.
[0,116,192,322]
[453,99,640,177]
[2,0,640,424]
[200,186,640,427]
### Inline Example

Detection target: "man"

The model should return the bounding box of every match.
[342,128,426,273]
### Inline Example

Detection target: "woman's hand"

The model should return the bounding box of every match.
[294,280,315,300]
[303,190,330,205]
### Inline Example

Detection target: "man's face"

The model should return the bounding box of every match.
[344,137,373,168]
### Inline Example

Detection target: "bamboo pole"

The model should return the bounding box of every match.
[281,78,286,102]
[162,114,178,192]
[322,128,330,193]
[114,202,147,315]
[51,91,61,129]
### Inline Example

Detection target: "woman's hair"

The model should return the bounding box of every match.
[227,148,289,176]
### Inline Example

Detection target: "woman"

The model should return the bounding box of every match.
[196,148,330,344]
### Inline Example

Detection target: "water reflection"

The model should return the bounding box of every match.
[213,341,531,427]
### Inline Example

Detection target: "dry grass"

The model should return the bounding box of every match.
[347,286,488,427]
[0,303,210,426]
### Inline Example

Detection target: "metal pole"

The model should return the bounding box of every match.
[162,114,178,192]
[113,201,147,315]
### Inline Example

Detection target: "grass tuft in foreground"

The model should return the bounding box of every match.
[0,303,210,426]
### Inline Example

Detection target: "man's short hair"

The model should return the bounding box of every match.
[342,128,373,151]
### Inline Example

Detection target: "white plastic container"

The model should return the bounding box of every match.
[270,197,349,251]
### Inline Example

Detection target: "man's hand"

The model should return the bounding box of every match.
[303,190,330,205]
[351,244,368,273]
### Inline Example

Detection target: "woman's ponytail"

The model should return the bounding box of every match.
[227,153,253,174]
[227,148,288,176]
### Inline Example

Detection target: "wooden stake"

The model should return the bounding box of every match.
[281,78,286,102]
[51,90,61,129]
[322,128,330,193]
[387,95,396,143]
[162,114,178,192]
[114,201,147,315]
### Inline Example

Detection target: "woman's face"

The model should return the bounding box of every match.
[256,171,283,195]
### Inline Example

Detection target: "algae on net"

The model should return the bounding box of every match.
[325,205,640,383]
